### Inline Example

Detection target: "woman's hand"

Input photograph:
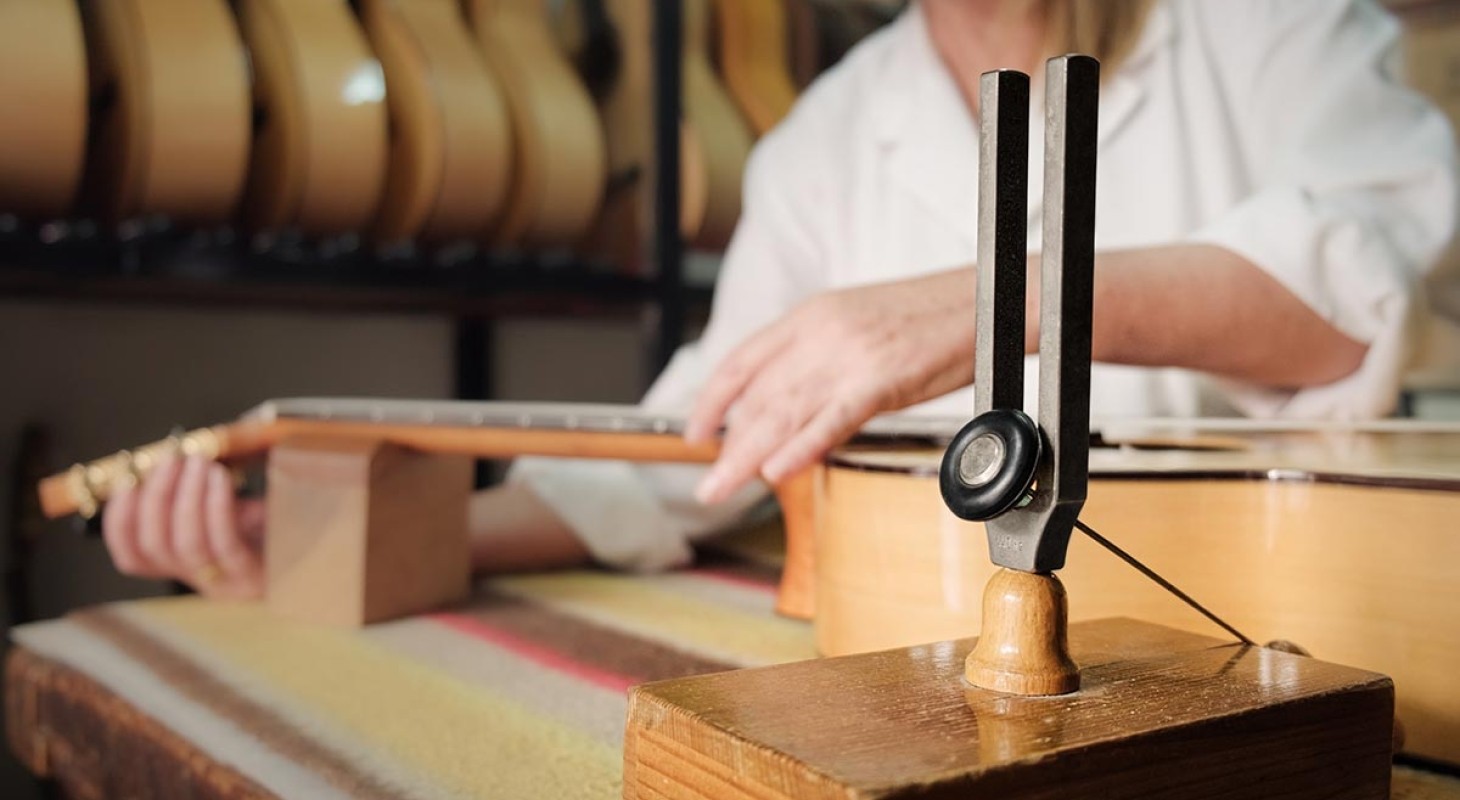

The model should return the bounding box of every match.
[102,455,266,600]
[686,267,978,504]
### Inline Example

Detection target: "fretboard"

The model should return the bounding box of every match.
[255,397,968,443]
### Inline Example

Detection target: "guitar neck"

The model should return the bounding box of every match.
[37,397,965,520]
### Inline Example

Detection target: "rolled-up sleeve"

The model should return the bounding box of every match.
[1190,0,1458,418]
[508,121,828,570]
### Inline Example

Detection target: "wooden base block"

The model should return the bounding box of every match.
[265,436,472,627]
[624,618,1394,799]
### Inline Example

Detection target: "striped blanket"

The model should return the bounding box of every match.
[11,533,813,799]
[9,527,1460,799]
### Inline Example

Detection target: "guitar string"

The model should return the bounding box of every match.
[1072,519,1256,646]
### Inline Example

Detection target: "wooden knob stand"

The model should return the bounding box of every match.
[965,568,1080,696]
[265,435,472,627]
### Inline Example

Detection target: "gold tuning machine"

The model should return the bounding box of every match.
[63,427,224,519]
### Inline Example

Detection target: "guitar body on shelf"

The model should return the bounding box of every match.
[588,0,749,269]
[79,0,251,225]
[683,0,752,250]
[358,0,512,244]
[463,0,606,248]
[806,422,1460,765]
[713,0,800,137]
[237,0,388,236]
[0,0,87,218]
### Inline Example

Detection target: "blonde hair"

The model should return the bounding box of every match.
[1046,0,1159,73]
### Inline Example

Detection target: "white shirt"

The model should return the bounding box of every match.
[514,0,1459,571]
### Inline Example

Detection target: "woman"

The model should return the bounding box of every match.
[103,0,1457,598]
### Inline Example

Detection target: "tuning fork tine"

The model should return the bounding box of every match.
[1028,54,1100,570]
[974,69,1031,418]
[941,55,1101,573]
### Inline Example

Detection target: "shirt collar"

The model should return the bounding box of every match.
[871,1,1176,241]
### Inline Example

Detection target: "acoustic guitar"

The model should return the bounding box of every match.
[712,0,800,138]
[683,0,753,250]
[356,0,512,244]
[586,0,751,269]
[236,0,388,236]
[462,0,607,248]
[78,0,251,225]
[0,0,88,219]
[807,420,1460,766]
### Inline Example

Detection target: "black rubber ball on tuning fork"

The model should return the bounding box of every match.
[939,408,1042,521]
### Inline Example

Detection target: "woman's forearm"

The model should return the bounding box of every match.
[467,483,590,574]
[1083,244,1367,388]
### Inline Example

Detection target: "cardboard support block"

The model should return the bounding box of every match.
[266,435,472,626]
[624,618,1394,800]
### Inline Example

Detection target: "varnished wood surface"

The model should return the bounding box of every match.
[625,618,1395,799]
[813,448,1460,765]
[0,0,87,218]
[238,0,388,235]
[586,0,656,270]
[772,468,819,618]
[683,0,753,249]
[464,0,606,247]
[80,0,251,224]
[589,0,750,267]
[712,0,799,137]
[359,0,512,243]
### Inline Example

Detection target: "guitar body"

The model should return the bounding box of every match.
[79,0,251,224]
[588,0,656,271]
[683,0,752,250]
[359,0,512,244]
[463,0,606,247]
[238,0,388,235]
[809,426,1460,765]
[0,0,87,218]
[588,0,749,269]
[712,0,799,137]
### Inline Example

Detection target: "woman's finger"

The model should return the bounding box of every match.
[136,456,184,572]
[102,482,154,577]
[685,322,792,444]
[696,379,816,504]
[761,388,880,485]
[170,456,215,582]
[204,465,264,599]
